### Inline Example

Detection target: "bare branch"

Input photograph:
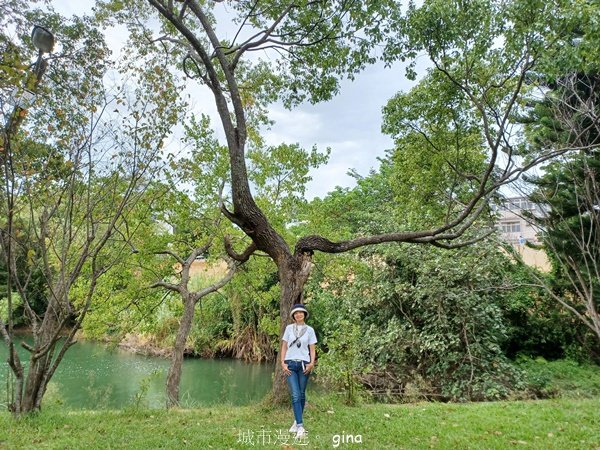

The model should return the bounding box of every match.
[220,204,245,228]
[190,259,238,303]
[506,244,597,333]
[230,3,295,69]
[224,236,257,262]
[155,249,186,266]
[427,229,496,249]
[150,280,183,293]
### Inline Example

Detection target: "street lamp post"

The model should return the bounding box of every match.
[3,25,55,138]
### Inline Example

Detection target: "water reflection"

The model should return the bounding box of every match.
[0,338,272,409]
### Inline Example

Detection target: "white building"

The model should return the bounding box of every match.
[495,196,550,270]
[495,196,543,244]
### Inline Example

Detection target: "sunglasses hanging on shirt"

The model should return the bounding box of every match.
[289,336,302,348]
[290,324,307,349]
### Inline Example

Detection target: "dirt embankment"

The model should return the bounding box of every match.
[11,327,176,358]
[116,333,174,358]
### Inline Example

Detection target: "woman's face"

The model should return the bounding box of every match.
[293,311,306,322]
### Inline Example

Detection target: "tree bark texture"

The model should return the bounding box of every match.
[166,294,196,408]
[20,299,62,413]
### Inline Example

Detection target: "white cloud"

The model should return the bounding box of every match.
[264,109,323,144]
[51,1,89,16]
[260,61,418,198]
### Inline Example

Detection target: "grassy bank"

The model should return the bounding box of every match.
[1,396,599,449]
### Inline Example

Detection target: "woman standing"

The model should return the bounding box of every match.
[280,303,317,438]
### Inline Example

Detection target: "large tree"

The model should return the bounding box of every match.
[102,0,592,402]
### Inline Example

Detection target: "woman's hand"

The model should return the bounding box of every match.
[303,362,314,374]
[282,362,291,376]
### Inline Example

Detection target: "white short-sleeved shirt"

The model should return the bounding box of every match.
[282,324,317,363]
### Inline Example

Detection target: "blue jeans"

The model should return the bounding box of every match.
[285,360,310,426]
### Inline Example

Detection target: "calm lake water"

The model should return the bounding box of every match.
[0,338,273,409]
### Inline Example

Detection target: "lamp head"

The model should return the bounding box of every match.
[31,26,55,54]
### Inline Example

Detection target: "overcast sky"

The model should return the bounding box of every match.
[51,0,420,199]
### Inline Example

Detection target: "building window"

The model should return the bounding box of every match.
[501,221,521,233]
[500,197,536,211]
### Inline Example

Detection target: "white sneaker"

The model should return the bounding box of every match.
[289,421,298,433]
[295,426,307,438]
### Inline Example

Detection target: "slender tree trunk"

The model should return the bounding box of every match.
[6,343,24,413]
[166,294,196,408]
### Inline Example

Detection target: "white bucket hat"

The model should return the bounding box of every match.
[290,303,309,318]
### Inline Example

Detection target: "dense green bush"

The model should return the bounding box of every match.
[308,241,527,402]
[495,263,599,363]
[517,357,600,399]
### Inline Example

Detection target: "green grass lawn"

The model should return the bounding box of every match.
[1,397,599,449]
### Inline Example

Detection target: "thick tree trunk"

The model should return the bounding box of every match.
[166,295,196,408]
[21,353,52,411]
[271,254,313,404]
[19,304,61,413]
